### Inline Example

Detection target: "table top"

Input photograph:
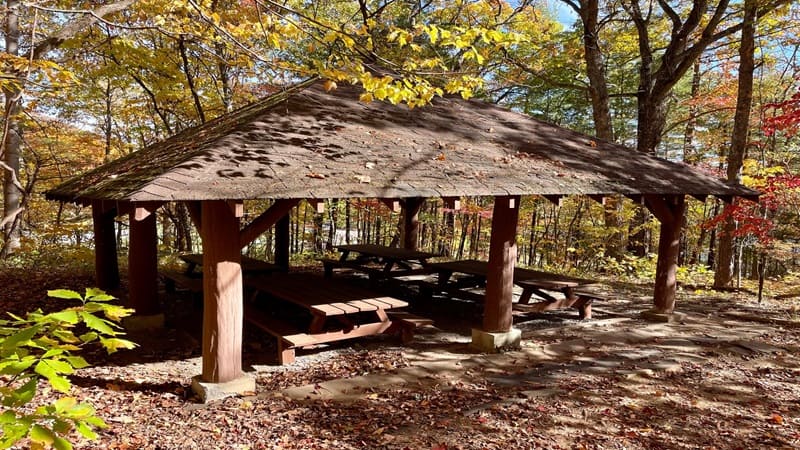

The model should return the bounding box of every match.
[335,244,439,261]
[426,259,597,290]
[246,274,408,316]
[180,253,281,273]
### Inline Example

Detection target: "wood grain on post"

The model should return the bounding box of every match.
[201,200,243,383]
[91,201,120,291]
[483,195,520,333]
[646,195,687,313]
[128,207,159,315]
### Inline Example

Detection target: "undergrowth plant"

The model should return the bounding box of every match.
[0,288,136,449]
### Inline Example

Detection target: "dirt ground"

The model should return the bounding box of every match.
[1,265,799,449]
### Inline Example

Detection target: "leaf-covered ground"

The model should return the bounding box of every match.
[1,265,799,449]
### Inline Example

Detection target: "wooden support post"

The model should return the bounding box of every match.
[185,201,202,233]
[483,195,520,333]
[645,195,687,313]
[401,197,425,250]
[275,213,290,271]
[91,201,120,291]
[201,200,243,383]
[128,207,159,316]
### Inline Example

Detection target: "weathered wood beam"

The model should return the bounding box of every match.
[401,197,425,250]
[690,194,707,203]
[380,199,401,213]
[308,199,325,214]
[624,194,644,205]
[647,195,687,313]
[228,201,244,218]
[128,211,159,316]
[483,195,520,333]
[542,195,563,207]
[442,197,460,210]
[239,199,300,248]
[587,194,607,205]
[201,200,243,383]
[117,201,163,221]
[91,201,119,291]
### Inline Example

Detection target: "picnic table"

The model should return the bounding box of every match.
[180,253,282,275]
[161,253,283,294]
[425,259,603,319]
[245,273,432,364]
[320,244,438,281]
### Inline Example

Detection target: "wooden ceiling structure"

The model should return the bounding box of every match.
[47,79,758,398]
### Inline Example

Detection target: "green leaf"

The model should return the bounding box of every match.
[1,325,40,351]
[84,416,107,428]
[78,331,98,343]
[52,419,72,434]
[84,288,109,299]
[47,290,83,301]
[6,377,37,407]
[99,338,137,354]
[30,424,56,445]
[75,421,97,440]
[53,436,73,450]
[34,361,72,393]
[52,330,80,344]
[65,403,94,419]
[47,310,79,324]
[53,397,77,413]
[64,356,89,369]
[0,410,16,424]
[79,312,116,335]
[42,348,65,358]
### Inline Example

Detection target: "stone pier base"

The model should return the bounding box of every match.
[191,374,256,403]
[640,309,686,324]
[471,328,522,353]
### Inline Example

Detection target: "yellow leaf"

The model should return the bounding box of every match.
[323,80,337,92]
[359,92,373,103]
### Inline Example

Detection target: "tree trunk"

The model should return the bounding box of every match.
[714,0,757,288]
[2,0,22,257]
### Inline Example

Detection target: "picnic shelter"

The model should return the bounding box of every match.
[46,78,758,400]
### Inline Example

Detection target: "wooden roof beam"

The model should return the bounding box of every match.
[380,199,401,213]
[442,197,460,210]
[239,199,301,248]
[587,195,607,206]
[307,199,325,214]
[542,195,563,207]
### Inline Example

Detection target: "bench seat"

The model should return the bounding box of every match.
[388,311,435,343]
[160,269,203,293]
[244,304,316,364]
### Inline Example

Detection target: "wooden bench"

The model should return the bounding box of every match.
[160,269,203,294]
[319,257,383,281]
[388,311,434,343]
[572,290,606,319]
[244,304,316,364]
[513,289,606,320]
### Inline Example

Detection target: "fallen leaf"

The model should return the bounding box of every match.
[770,413,784,424]
[306,172,326,179]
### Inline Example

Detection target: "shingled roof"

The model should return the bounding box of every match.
[46,79,758,203]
